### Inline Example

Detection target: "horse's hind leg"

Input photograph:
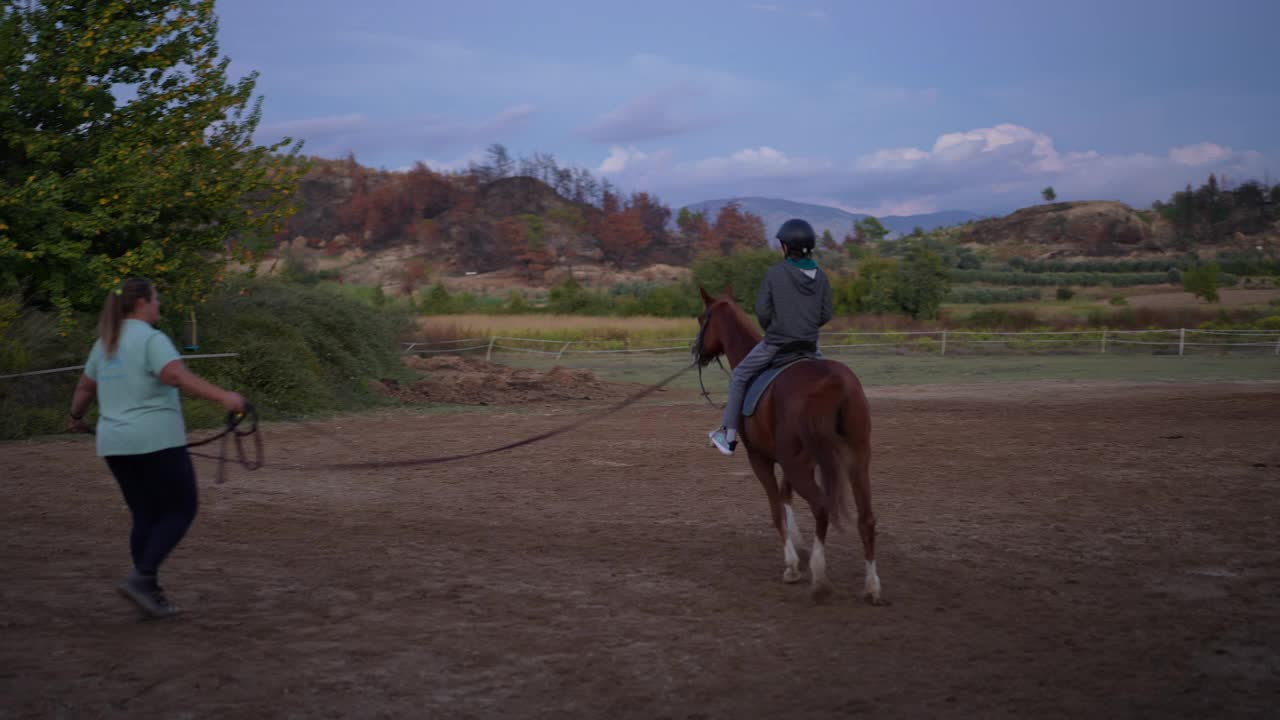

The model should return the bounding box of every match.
[781,460,832,601]
[747,451,801,584]
[780,483,808,577]
[850,445,882,605]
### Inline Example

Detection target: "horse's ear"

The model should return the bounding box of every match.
[699,286,714,306]
[723,283,734,299]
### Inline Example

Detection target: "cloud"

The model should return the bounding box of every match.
[258,105,536,158]
[577,85,722,143]
[829,198,942,217]
[832,76,939,108]
[748,4,828,20]
[594,123,1274,212]
[1169,142,1234,166]
[686,147,833,179]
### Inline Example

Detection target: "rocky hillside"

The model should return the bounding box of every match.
[266,158,1279,294]
[956,193,1279,261]
[957,201,1162,257]
[273,157,699,280]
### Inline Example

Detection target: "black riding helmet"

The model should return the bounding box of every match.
[776,218,816,257]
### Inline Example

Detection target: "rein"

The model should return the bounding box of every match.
[78,360,704,478]
[80,404,264,484]
[291,361,696,472]
[693,314,729,409]
[186,404,264,484]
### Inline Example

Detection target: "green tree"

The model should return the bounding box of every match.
[894,245,949,319]
[690,248,778,310]
[852,216,889,244]
[1042,186,1057,202]
[1182,262,1221,303]
[819,229,837,251]
[0,0,304,324]
[835,254,899,315]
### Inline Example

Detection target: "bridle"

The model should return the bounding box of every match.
[692,310,728,409]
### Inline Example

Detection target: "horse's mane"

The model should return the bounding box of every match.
[715,297,762,344]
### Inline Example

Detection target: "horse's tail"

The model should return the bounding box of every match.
[800,372,853,531]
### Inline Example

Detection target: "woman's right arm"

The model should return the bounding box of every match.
[158,360,245,413]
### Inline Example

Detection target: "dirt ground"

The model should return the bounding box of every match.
[2,379,1279,719]
[381,356,634,406]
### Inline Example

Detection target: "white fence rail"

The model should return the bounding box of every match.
[402,328,1280,359]
[0,353,241,381]
[7,328,1277,380]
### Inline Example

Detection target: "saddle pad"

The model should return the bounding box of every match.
[742,358,811,417]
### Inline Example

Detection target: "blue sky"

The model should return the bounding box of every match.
[218,0,1279,215]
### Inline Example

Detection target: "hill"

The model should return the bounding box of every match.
[679,197,981,241]
[266,155,1279,296]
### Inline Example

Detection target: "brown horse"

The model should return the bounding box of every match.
[694,286,881,604]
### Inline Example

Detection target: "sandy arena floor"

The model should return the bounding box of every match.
[2,380,1278,718]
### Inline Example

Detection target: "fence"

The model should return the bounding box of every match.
[6,329,1278,380]
[0,353,241,381]
[403,329,1280,361]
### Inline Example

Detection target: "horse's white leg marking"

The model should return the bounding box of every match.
[810,537,830,596]
[782,503,802,583]
[863,560,882,604]
[784,503,804,550]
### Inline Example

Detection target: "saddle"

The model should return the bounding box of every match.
[742,340,820,417]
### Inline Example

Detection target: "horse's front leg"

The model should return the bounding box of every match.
[746,450,801,584]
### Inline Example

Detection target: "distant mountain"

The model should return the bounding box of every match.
[679,196,983,241]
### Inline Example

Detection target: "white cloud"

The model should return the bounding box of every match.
[598,146,648,174]
[831,198,941,217]
[1169,142,1233,166]
[595,123,1273,212]
[577,84,722,143]
[687,147,832,179]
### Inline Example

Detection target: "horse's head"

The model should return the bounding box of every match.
[692,284,736,367]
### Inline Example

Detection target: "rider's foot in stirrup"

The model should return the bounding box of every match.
[708,427,736,456]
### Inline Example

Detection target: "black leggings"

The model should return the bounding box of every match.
[104,446,199,577]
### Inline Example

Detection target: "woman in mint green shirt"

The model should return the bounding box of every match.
[69,277,245,620]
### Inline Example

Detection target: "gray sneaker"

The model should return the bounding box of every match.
[116,575,181,620]
[708,427,736,456]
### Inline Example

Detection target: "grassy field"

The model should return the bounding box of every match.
[494,350,1280,394]
[417,314,700,342]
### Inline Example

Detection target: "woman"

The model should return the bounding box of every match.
[68,277,245,619]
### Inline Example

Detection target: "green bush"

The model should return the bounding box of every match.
[690,249,780,308]
[1056,287,1075,301]
[193,279,414,418]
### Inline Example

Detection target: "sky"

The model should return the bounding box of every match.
[217,0,1279,216]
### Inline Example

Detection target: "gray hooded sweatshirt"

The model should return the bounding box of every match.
[754,260,833,346]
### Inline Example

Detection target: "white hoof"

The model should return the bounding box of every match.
[782,567,802,584]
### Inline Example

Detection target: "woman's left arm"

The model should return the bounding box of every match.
[68,374,96,432]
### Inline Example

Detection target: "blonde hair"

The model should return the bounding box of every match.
[98,278,154,357]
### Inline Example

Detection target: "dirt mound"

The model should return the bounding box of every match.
[379,355,632,405]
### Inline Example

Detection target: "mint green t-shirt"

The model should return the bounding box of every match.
[84,319,187,457]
